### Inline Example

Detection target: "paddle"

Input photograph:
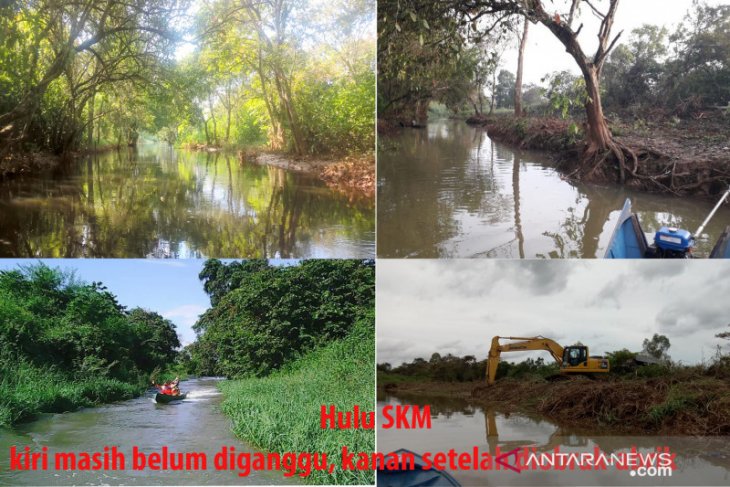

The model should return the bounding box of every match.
[694,187,730,238]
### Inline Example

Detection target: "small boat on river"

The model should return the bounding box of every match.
[155,392,187,404]
[377,449,461,487]
[605,190,730,259]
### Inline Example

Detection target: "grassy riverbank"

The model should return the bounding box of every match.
[381,366,730,435]
[0,263,182,427]
[220,320,375,485]
[0,360,143,426]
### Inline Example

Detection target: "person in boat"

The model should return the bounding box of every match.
[170,377,181,396]
[152,379,179,396]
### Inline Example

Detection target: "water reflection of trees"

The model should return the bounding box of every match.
[0,148,374,257]
[383,393,730,473]
[378,123,509,257]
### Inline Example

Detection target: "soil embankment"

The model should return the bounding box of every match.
[381,376,730,436]
[0,151,61,180]
[243,151,375,198]
[464,114,730,197]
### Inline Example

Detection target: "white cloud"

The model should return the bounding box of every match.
[162,304,207,344]
[377,260,730,367]
[163,304,206,326]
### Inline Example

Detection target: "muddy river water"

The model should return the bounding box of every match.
[0,378,291,485]
[377,121,730,258]
[0,145,374,258]
[378,394,730,486]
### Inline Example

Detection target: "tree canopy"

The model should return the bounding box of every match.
[190,259,375,378]
[0,263,180,381]
[1,0,374,157]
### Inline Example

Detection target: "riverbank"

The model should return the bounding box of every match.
[380,373,730,435]
[0,151,60,180]
[244,151,375,198]
[0,361,143,426]
[219,321,374,485]
[1,143,140,181]
[464,114,730,197]
[1,144,375,198]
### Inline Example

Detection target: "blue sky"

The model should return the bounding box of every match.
[0,259,292,346]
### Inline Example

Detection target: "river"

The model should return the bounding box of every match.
[0,378,292,485]
[378,393,730,486]
[377,121,730,258]
[0,145,374,258]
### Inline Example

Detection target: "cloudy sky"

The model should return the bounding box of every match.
[377,260,730,366]
[502,0,726,84]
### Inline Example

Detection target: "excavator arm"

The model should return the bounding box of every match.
[486,336,565,385]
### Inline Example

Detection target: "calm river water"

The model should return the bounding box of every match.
[377,121,730,258]
[0,145,374,258]
[378,394,730,486]
[0,378,292,485]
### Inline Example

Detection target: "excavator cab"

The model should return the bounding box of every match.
[562,346,588,367]
[486,336,610,385]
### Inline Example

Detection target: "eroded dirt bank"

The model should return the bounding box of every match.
[464,114,730,197]
[244,152,374,199]
[381,376,730,435]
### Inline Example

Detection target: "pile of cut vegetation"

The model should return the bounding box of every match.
[472,372,730,435]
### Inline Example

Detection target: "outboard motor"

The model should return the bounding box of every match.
[653,226,694,258]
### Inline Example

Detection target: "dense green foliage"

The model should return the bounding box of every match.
[0,0,188,154]
[603,5,730,116]
[194,258,376,483]
[378,0,513,124]
[0,264,180,425]
[380,1,729,123]
[0,0,374,158]
[189,259,375,378]
[220,319,374,485]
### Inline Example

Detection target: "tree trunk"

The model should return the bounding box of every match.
[255,43,284,150]
[489,69,497,115]
[583,67,612,154]
[273,68,306,155]
[208,94,218,146]
[203,118,211,146]
[514,18,529,117]
[225,104,231,145]
[415,99,430,125]
[87,91,95,149]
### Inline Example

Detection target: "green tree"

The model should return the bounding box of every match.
[192,259,375,378]
[642,334,671,360]
[495,70,516,109]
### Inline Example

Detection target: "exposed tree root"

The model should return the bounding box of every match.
[578,138,729,197]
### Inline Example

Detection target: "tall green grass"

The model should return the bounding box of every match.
[219,321,374,485]
[0,359,143,426]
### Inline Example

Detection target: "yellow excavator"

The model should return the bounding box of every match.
[486,336,610,385]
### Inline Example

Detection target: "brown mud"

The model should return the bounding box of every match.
[381,375,730,436]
